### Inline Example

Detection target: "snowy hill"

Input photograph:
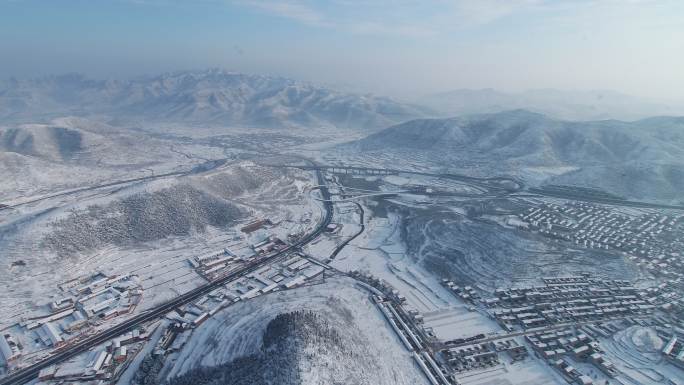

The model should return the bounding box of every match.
[156,278,425,385]
[0,122,105,162]
[37,162,306,257]
[344,110,684,201]
[166,311,372,385]
[0,70,427,130]
[420,89,684,121]
[354,110,684,164]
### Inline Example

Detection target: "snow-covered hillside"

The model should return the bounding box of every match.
[0,70,428,130]
[159,278,425,385]
[167,311,381,385]
[340,110,684,201]
[0,116,227,199]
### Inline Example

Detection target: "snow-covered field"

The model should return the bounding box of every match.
[600,326,682,385]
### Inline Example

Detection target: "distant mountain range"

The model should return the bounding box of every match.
[354,110,684,164]
[0,69,429,130]
[420,88,684,121]
[3,70,683,129]
[344,110,684,202]
[3,69,684,201]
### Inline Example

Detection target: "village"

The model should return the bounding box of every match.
[517,202,684,281]
[0,216,331,384]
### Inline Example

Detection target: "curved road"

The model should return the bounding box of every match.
[293,164,684,211]
[326,202,365,263]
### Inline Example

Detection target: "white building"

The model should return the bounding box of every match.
[41,322,64,347]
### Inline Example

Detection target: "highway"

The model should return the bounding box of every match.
[293,164,684,211]
[326,202,364,263]
[0,165,332,385]
[291,165,524,193]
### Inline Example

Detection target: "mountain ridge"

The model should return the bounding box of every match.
[0,69,429,130]
[341,109,684,201]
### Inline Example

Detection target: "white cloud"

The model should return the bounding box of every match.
[345,21,436,37]
[447,0,546,26]
[237,0,329,26]
[233,0,565,37]
[236,0,439,37]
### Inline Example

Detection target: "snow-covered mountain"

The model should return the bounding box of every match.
[354,110,684,164]
[344,110,684,201]
[420,88,684,121]
[0,70,428,130]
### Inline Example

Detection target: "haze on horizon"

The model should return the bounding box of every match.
[1,0,683,103]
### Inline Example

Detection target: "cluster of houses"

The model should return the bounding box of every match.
[6,244,329,375]
[441,280,479,305]
[251,236,287,256]
[172,255,324,329]
[440,339,528,373]
[518,203,683,279]
[187,248,243,280]
[21,250,331,384]
[662,334,684,370]
[0,273,144,372]
[240,218,273,234]
[486,276,657,331]
[174,254,326,331]
[36,325,156,384]
[526,327,617,384]
[349,271,407,304]
[165,294,232,330]
[187,236,289,281]
[442,342,498,372]
[0,334,21,367]
[57,273,143,322]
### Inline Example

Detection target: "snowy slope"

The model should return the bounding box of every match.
[351,110,684,165]
[0,116,223,199]
[342,110,684,201]
[162,278,426,385]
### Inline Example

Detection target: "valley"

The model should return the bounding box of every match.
[0,70,683,385]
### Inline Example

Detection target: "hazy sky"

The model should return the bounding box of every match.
[1,0,683,101]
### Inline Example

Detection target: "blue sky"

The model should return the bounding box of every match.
[1,0,683,101]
